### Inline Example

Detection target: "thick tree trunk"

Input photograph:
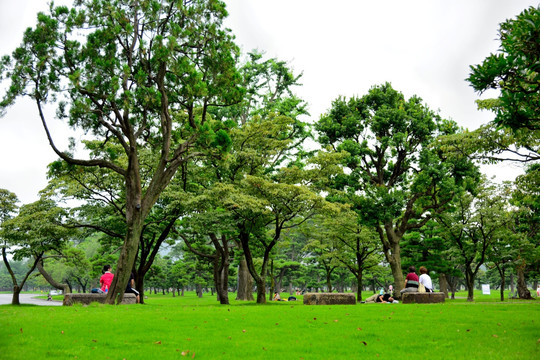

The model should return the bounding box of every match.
[236,257,254,301]
[379,225,405,298]
[516,260,532,299]
[12,285,21,306]
[386,244,404,297]
[239,231,268,304]
[106,221,142,304]
[439,273,449,298]
[214,261,229,305]
[510,272,515,294]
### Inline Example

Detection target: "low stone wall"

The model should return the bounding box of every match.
[303,293,356,305]
[401,292,445,304]
[63,293,136,306]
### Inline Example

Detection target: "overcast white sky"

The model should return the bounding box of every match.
[0,0,536,204]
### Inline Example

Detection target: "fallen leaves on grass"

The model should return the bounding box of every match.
[242,329,246,333]
[357,328,362,331]
[155,341,162,345]
[492,334,499,338]
[92,339,97,343]
[362,341,367,346]
[20,328,22,333]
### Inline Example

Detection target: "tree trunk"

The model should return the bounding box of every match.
[465,268,475,302]
[196,283,203,298]
[239,231,268,304]
[36,259,70,294]
[439,273,449,298]
[510,272,515,294]
[269,260,275,301]
[236,257,254,301]
[106,219,142,304]
[516,260,532,299]
[326,270,333,293]
[12,285,21,306]
[500,272,505,302]
[136,276,145,305]
[356,272,363,302]
[386,241,405,298]
[379,224,405,298]
[214,261,230,305]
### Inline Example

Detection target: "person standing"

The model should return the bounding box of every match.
[419,266,434,292]
[100,265,114,293]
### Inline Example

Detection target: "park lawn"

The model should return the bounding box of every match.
[0,292,538,360]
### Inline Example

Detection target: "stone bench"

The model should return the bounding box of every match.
[401,292,445,304]
[303,293,356,305]
[63,293,137,306]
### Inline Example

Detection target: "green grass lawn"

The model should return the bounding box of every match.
[1,291,539,359]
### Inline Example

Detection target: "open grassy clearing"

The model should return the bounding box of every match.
[1,291,538,359]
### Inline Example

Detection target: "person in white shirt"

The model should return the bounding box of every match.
[419,266,433,292]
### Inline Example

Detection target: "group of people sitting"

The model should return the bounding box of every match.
[273,292,297,301]
[93,265,140,303]
[369,265,434,303]
[400,266,434,294]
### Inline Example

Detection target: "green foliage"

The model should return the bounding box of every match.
[315,83,479,292]
[468,5,540,131]
[1,199,72,261]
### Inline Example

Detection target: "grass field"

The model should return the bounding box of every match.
[1,291,539,359]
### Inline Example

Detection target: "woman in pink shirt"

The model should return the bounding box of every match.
[100,265,114,292]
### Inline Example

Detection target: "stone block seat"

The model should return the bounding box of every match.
[63,293,137,306]
[303,292,356,305]
[401,292,445,304]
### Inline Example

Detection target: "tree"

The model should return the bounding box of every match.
[1,198,72,305]
[436,180,510,301]
[315,83,478,296]
[468,6,540,131]
[214,174,327,304]
[304,211,381,301]
[0,0,243,304]
[510,164,540,299]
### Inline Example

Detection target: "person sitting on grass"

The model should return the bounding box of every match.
[400,266,419,294]
[376,293,395,303]
[419,266,434,292]
[273,292,283,301]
